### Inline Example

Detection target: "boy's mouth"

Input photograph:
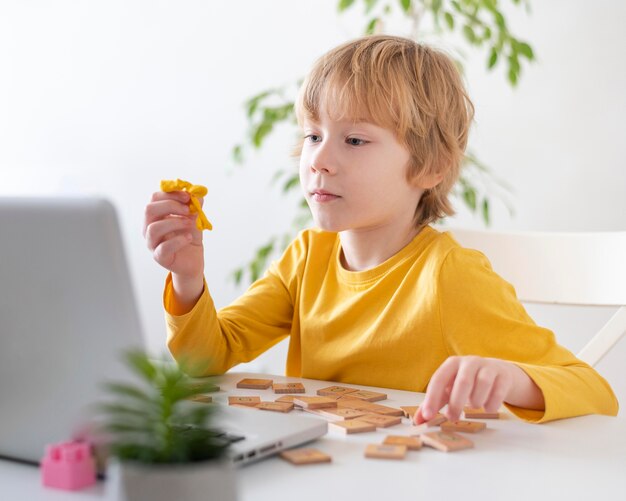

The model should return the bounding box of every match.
[310,189,340,203]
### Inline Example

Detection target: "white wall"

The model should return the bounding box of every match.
[2,1,625,403]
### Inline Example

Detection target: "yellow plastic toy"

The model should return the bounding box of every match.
[160,178,213,231]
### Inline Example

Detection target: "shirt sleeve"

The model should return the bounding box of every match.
[164,233,309,376]
[437,246,619,423]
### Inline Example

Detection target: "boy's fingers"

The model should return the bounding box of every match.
[143,200,190,236]
[420,357,460,421]
[447,362,480,421]
[414,407,426,425]
[483,375,508,413]
[469,366,498,409]
[151,190,190,203]
[145,217,193,251]
[153,233,192,266]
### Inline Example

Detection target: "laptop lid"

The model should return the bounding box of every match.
[0,197,145,464]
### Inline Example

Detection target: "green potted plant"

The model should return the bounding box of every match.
[98,350,237,501]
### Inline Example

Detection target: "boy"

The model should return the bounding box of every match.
[143,35,618,424]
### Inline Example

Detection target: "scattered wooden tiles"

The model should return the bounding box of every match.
[293,396,338,410]
[280,448,332,465]
[441,420,486,434]
[236,378,273,389]
[463,407,500,419]
[329,420,377,434]
[383,435,422,450]
[273,382,306,394]
[365,444,407,460]
[317,386,358,397]
[357,413,402,429]
[228,396,261,407]
[421,431,474,452]
[256,401,294,413]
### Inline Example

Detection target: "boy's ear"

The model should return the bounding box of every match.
[413,172,444,190]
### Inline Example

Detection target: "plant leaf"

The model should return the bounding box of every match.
[365,17,379,34]
[102,382,152,404]
[124,350,158,383]
[517,41,534,60]
[338,0,356,12]
[482,198,490,225]
[487,47,498,69]
[462,25,477,44]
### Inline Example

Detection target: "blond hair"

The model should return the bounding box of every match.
[295,35,474,227]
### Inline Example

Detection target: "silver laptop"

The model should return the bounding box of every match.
[0,197,326,468]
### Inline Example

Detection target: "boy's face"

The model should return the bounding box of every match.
[299,108,424,233]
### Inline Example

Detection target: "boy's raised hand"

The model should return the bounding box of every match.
[143,190,205,279]
[414,355,543,424]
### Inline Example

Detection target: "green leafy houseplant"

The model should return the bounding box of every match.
[232,0,533,285]
[99,350,228,464]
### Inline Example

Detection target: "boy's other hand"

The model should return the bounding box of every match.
[414,356,543,424]
[143,190,205,279]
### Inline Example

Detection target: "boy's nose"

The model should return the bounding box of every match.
[310,145,336,175]
[310,162,332,174]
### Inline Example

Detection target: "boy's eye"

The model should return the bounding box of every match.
[346,137,366,146]
[305,134,321,143]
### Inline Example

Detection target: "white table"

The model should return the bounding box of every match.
[2,372,625,501]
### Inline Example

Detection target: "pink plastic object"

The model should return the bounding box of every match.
[41,441,96,491]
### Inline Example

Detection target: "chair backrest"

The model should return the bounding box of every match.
[448,228,626,367]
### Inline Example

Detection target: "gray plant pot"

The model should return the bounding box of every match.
[106,458,238,501]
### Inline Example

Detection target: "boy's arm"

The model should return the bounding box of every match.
[164,232,309,377]
[435,247,619,423]
[164,268,294,377]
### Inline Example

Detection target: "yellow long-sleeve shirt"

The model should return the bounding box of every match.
[165,226,618,423]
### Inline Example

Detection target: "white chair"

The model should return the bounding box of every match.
[448,228,626,367]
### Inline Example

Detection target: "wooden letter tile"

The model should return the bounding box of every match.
[383,435,422,450]
[317,408,369,421]
[236,378,273,389]
[365,444,407,460]
[272,382,306,394]
[293,396,338,410]
[256,401,294,413]
[228,396,261,406]
[421,431,474,452]
[338,400,404,416]
[187,395,213,404]
[329,419,377,434]
[336,399,371,410]
[275,395,298,404]
[360,402,405,417]
[358,413,402,428]
[316,386,358,397]
[441,420,486,434]
[344,390,387,402]
[280,448,332,465]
